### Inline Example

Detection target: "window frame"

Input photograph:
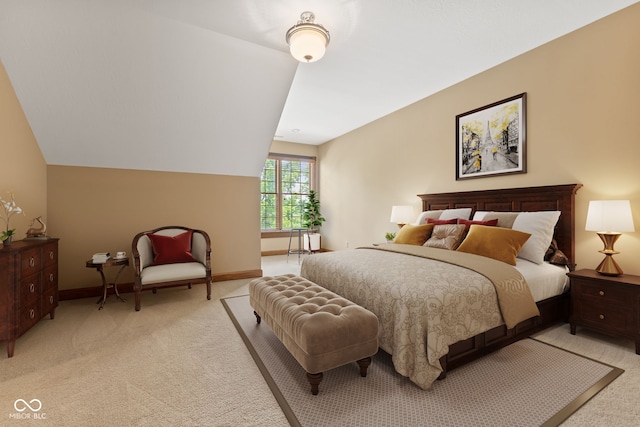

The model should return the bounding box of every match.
[260,153,317,238]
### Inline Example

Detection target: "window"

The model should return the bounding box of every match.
[260,153,316,232]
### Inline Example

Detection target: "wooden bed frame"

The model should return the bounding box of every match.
[417,184,583,375]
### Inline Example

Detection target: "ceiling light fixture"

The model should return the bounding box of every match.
[286,11,330,63]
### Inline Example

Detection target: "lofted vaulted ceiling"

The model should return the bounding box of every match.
[0,0,637,177]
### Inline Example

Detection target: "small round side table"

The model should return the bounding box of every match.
[85,257,129,310]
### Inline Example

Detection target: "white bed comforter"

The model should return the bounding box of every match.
[300,245,538,389]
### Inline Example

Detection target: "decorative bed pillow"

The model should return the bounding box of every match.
[512,211,561,264]
[456,225,531,265]
[415,208,472,224]
[148,230,197,266]
[545,239,571,266]
[472,211,488,220]
[426,217,457,225]
[415,210,444,224]
[481,212,519,229]
[423,224,466,250]
[457,218,499,230]
[439,208,473,221]
[394,223,435,245]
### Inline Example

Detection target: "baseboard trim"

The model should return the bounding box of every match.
[261,249,328,256]
[261,250,288,256]
[213,269,263,282]
[59,269,264,301]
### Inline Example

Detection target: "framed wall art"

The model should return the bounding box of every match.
[456,92,526,180]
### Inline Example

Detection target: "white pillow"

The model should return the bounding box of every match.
[415,208,472,224]
[472,211,488,220]
[512,211,561,264]
[439,208,472,221]
[414,210,443,225]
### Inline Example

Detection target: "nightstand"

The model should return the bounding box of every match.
[568,269,640,355]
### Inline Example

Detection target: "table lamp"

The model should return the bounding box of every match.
[390,205,414,228]
[585,200,635,276]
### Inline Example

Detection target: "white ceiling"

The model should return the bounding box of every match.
[1,0,637,177]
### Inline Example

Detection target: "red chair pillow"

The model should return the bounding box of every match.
[148,231,197,266]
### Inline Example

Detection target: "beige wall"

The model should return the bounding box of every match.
[47,166,261,290]
[0,60,48,239]
[4,4,640,288]
[318,4,640,274]
[260,140,319,253]
[2,55,262,291]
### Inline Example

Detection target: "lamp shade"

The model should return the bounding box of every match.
[390,205,414,224]
[288,29,327,62]
[585,200,635,233]
[286,12,330,63]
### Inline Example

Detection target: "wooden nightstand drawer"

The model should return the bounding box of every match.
[573,300,633,334]
[572,279,631,304]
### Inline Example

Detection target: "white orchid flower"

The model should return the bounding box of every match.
[1,192,24,240]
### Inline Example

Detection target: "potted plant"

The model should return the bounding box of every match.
[1,192,23,246]
[385,232,396,243]
[302,190,325,252]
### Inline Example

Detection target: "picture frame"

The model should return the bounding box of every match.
[456,92,526,180]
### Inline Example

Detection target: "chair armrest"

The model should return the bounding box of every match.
[191,231,210,265]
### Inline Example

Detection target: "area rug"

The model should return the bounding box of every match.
[222,295,623,427]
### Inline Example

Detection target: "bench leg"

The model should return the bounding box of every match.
[307,372,323,395]
[253,311,261,324]
[357,357,372,377]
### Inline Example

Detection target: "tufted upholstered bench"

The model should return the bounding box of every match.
[249,274,379,395]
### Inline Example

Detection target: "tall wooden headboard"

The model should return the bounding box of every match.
[417,184,583,265]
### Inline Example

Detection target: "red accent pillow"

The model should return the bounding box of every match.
[148,231,197,266]
[457,218,499,230]
[426,217,457,225]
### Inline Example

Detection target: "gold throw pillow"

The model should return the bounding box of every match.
[456,225,531,265]
[394,223,435,246]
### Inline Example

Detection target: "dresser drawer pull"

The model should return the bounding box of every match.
[49,296,54,304]
[29,257,35,267]
[29,283,35,293]
[29,309,35,319]
[49,273,54,282]
[599,314,605,320]
[598,290,605,296]
[49,251,55,260]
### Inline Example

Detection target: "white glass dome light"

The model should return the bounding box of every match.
[286,12,330,63]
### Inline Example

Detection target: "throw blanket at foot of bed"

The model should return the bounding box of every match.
[300,245,540,389]
[249,274,379,395]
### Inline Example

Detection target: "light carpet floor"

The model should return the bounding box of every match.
[223,294,622,427]
[0,254,639,426]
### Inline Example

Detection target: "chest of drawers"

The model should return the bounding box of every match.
[0,238,59,357]
[568,268,640,355]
